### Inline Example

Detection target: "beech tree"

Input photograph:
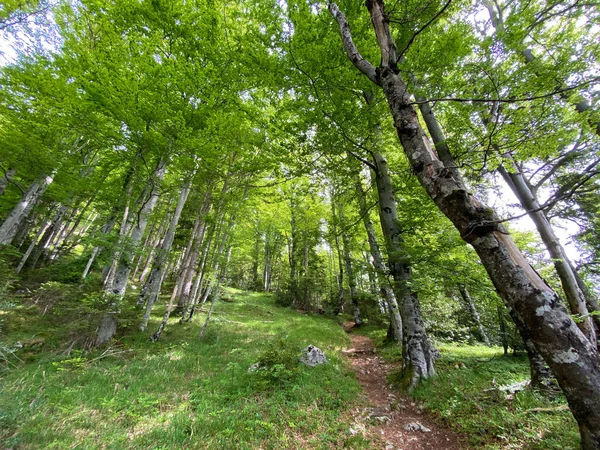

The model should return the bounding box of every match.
[328,0,600,446]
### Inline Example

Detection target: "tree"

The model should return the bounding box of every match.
[329,1,600,446]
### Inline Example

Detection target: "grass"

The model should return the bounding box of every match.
[0,289,367,449]
[355,325,579,449]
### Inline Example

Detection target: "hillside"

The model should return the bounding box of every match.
[1,289,578,449]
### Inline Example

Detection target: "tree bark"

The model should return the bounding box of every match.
[457,284,490,345]
[289,199,298,306]
[498,162,598,344]
[416,89,562,381]
[96,158,166,347]
[339,204,362,325]
[0,171,55,246]
[355,172,402,342]
[330,193,345,314]
[28,204,68,269]
[108,158,167,296]
[139,179,191,331]
[330,2,600,444]
[372,150,436,389]
[16,218,51,273]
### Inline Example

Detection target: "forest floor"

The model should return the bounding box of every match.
[0,286,580,449]
[342,323,467,449]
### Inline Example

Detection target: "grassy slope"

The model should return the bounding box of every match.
[1,290,366,449]
[360,326,579,450]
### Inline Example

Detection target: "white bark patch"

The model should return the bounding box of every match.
[536,304,552,316]
[552,348,580,364]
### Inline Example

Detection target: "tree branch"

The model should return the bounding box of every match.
[396,0,454,62]
[407,77,599,105]
[328,2,379,85]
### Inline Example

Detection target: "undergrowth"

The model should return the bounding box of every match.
[0,289,366,449]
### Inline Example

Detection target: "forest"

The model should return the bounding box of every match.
[0,0,599,448]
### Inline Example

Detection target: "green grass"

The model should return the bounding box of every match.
[355,326,579,449]
[0,289,366,449]
[412,343,579,449]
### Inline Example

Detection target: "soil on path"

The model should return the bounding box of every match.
[342,323,468,449]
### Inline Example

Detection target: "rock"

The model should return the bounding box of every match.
[247,362,261,373]
[368,407,392,423]
[403,422,431,433]
[299,345,327,367]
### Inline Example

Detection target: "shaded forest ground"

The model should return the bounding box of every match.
[1,289,579,449]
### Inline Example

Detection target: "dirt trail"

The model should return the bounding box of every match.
[342,325,468,449]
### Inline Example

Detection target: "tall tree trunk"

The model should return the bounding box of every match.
[28,204,68,269]
[457,284,490,345]
[371,150,436,389]
[96,158,167,346]
[200,244,233,338]
[416,81,563,380]
[484,0,600,334]
[0,171,55,245]
[16,218,51,273]
[498,305,509,355]
[289,200,298,307]
[302,238,310,309]
[175,187,216,314]
[355,172,402,342]
[507,308,556,389]
[263,237,272,292]
[251,230,260,290]
[139,179,191,331]
[182,220,217,323]
[330,194,345,314]
[340,208,362,325]
[330,2,600,443]
[83,162,137,280]
[498,162,598,343]
[108,158,167,296]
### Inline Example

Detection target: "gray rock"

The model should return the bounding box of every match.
[403,422,431,433]
[247,362,261,373]
[299,345,327,367]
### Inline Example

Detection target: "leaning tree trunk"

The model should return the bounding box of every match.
[416,84,561,381]
[355,172,402,342]
[28,204,68,269]
[507,307,556,389]
[498,162,598,343]
[0,170,55,246]
[182,220,217,323]
[200,244,233,338]
[96,159,166,346]
[175,189,215,315]
[139,179,192,331]
[330,2,600,444]
[108,158,167,296]
[16,218,51,273]
[484,0,600,334]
